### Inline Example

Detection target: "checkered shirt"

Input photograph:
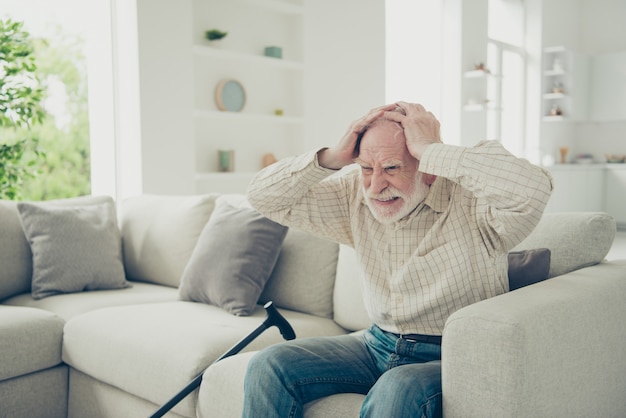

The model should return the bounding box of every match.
[247,141,553,335]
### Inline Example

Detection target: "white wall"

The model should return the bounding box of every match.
[303,0,386,151]
[440,0,496,148]
[135,0,195,195]
[385,0,443,113]
[580,0,626,54]
[110,0,196,198]
[110,0,142,201]
[574,0,626,161]
[114,0,626,197]
[524,0,544,163]
[87,0,117,198]
[539,0,626,163]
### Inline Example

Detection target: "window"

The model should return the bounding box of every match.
[487,0,526,156]
[1,0,114,200]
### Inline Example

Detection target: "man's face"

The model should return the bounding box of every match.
[355,120,430,224]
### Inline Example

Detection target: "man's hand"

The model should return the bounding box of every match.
[384,102,442,161]
[318,103,398,170]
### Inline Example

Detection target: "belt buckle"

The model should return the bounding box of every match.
[399,334,418,343]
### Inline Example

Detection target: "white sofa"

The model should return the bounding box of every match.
[1,193,625,418]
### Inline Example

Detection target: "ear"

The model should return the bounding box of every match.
[424,174,437,186]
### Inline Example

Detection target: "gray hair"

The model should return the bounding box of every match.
[355,106,405,154]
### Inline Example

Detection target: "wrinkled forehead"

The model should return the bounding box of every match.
[358,119,407,158]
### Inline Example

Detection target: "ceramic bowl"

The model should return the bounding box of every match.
[605,154,626,163]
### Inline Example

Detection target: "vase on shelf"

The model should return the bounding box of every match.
[218,150,234,172]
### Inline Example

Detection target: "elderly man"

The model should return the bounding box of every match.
[242,102,553,418]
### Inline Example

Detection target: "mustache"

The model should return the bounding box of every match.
[366,188,404,201]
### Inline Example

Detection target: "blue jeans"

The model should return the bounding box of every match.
[242,325,442,418]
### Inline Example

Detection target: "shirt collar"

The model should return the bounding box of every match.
[422,177,451,213]
[390,177,450,227]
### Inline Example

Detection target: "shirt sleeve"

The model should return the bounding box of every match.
[246,148,357,245]
[419,140,554,251]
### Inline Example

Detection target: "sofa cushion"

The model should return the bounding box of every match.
[121,194,219,287]
[303,393,366,417]
[0,195,113,301]
[512,212,615,277]
[507,248,551,291]
[179,201,288,316]
[0,306,65,381]
[199,351,366,418]
[17,196,129,299]
[62,302,348,418]
[0,200,32,301]
[2,281,178,321]
[199,194,340,319]
[259,229,339,319]
[332,245,370,331]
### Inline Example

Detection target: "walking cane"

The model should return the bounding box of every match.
[149,301,296,418]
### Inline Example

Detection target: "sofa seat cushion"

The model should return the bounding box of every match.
[2,281,178,321]
[199,351,366,418]
[0,306,65,381]
[62,301,348,418]
[303,393,365,417]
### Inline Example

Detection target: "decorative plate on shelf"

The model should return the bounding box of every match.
[215,79,246,112]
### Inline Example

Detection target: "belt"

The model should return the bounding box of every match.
[392,332,442,345]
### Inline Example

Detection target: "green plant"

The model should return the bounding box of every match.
[205,29,228,41]
[0,138,43,200]
[0,18,46,200]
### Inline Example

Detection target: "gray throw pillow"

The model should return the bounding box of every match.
[508,248,551,291]
[17,199,129,299]
[178,201,288,316]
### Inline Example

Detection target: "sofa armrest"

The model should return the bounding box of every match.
[442,260,626,418]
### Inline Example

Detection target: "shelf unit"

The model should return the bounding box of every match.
[191,0,304,193]
[541,46,588,122]
[462,69,501,112]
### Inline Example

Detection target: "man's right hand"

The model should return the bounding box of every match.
[317,103,398,170]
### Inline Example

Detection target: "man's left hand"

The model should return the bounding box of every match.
[384,102,442,161]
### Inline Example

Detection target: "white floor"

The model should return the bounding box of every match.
[606,229,626,260]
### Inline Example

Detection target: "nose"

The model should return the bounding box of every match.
[369,169,389,194]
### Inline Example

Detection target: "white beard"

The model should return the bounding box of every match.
[364,176,431,224]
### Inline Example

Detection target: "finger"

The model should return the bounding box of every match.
[358,104,395,128]
[363,103,397,118]
[375,103,400,112]
[395,102,426,114]
[382,111,404,123]
[354,112,381,131]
